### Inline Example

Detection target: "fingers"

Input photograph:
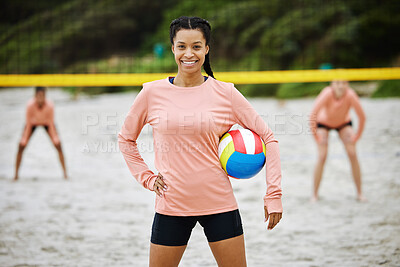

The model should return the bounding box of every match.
[156,173,167,189]
[266,213,282,230]
[153,173,168,198]
[267,214,275,230]
[264,206,269,222]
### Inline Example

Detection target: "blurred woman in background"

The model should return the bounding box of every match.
[310,80,366,202]
[14,86,67,180]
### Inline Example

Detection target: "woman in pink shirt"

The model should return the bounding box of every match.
[310,80,366,202]
[14,87,67,180]
[119,16,282,266]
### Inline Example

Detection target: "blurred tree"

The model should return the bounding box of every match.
[1,0,399,74]
[0,0,69,26]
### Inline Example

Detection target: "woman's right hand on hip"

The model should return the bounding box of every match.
[153,173,168,197]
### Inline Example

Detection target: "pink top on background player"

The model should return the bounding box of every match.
[20,98,60,146]
[118,77,282,216]
[310,85,366,142]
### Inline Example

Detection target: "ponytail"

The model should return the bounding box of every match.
[204,53,215,79]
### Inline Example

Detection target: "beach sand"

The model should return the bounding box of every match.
[0,87,399,266]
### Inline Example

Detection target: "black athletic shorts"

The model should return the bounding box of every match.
[151,209,243,246]
[317,120,352,132]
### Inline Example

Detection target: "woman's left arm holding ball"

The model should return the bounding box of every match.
[230,84,283,230]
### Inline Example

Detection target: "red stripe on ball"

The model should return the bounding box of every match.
[230,130,246,154]
[252,131,263,154]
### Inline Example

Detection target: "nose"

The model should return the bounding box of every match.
[184,48,194,57]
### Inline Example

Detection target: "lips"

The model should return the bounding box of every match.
[181,60,198,66]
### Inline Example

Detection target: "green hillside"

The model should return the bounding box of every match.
[1,0,399,96]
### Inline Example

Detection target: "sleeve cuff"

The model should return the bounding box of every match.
[146,174,157,191]
[263,197,283,214]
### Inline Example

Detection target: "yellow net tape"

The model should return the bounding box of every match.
[0,68,399,87]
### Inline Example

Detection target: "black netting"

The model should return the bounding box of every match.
[1,0,399,74]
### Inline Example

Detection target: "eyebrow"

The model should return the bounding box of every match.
[176,41,203,44]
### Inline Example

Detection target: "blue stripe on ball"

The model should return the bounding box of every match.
[226,151,266,179]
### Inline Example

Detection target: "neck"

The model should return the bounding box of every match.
[174,71,204,87]
[35,99,45,108]
[331,87,345,99]
[334,94,342,99]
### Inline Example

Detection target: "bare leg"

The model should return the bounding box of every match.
[55,143,68,179]
[208,235,247,267]
[339,126,365,201]
[14,144,26,181]
[149,243,187,267]
[312,128,329,201]
[14,125,34,181]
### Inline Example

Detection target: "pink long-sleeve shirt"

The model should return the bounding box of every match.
[118,77,282,216]
[20,98,60,146]
[310,86,366,141]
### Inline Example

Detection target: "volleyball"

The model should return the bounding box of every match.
[218,129,266,179]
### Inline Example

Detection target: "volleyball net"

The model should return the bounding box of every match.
[0,68,399,87]
[1,0,399,87]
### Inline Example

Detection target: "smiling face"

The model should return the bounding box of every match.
[331,80,348,98]
[172,29,209,76]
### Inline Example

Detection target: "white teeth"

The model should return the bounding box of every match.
[182,61,196,64]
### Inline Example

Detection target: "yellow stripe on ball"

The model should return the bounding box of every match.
[220,141,235,172]
[262,140,266,156]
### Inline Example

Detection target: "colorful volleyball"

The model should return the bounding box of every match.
[218,129,266,179]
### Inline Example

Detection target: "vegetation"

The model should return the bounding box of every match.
[236,84,279,98]
[372,80,400,98]
[276,82,329,99]
[1,0,399,96]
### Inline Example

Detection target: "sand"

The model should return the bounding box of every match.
[0,87,399,267]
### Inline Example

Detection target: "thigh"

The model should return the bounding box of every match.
[151,213,196,246]
[338,125,354,145]
[316,127,329,146]
[150,213,196,266]
[208,235,246,267]
[338,126,358,158]
[199,209,243,243]
[149,243,187,267]
[19,125,36,147]
[44,125,61,146]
